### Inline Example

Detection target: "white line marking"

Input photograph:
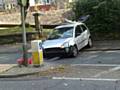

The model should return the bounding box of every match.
[71,64,120,67]
[66,64,120,78]
[93,66,120,77]
[0,56,9,59]
[52,77,119,81]
[110,66,120,71]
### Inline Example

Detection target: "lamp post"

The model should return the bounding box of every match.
[21,6,28,66]
[17,0,29,66]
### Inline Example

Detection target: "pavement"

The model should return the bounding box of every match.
[85,40,120,51]
[0,64,16,74]
[0,63,57,78]
[0,40,120,78]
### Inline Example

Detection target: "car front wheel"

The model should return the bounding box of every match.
[70,46,78,57]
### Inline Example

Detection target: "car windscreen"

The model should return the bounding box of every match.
[48,27,73,40]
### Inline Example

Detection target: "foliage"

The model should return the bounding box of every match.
[0,26,53,44]
[0,26,34,36]
[72,0,120,39]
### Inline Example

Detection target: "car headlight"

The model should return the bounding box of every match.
[60,42,69,48]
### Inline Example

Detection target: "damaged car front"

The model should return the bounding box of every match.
[42,25,75,57]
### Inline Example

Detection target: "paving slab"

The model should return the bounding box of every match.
[0,64,16,73]
[0,62,57,78]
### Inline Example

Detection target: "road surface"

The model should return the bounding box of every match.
[0,78,119,90]
[0,50,120,65]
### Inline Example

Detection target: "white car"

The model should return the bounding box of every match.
[42,22,92,57]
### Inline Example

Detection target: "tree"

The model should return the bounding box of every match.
[72,0,120,34]
[18,0,29,20]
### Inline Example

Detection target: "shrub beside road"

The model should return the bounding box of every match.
[0,26,52,44]
[0,25,120,45]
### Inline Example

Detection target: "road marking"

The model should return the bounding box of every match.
[0,56,9,59]
[52,77,118,81]
[70,64,120,78]
[93,66,120,77]
[71,64,120,67]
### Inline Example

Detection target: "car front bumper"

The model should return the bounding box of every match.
[43,47,71,57]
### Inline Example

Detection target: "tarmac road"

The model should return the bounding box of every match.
[0,53,21,64]
[47,50,120,65]
[1,50,120,65]
[0,40,120,65]
[0,50,120,90]
[0,41,120,90]
[0,78,119,90]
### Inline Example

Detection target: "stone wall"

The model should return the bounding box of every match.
[0,9,74,25]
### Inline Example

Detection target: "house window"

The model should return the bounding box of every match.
[33,0,54,5]
[40,0,52,5]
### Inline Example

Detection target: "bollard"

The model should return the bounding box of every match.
[31,40,44,67]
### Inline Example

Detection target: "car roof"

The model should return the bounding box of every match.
[55,22,84,29]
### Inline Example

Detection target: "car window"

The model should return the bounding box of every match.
[75,25,83,37]
[81,24,87,31]
[48,27,73,40]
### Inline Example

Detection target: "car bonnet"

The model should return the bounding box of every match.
[42,38,72,49]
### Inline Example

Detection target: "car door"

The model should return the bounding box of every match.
[74,25,84,50]
[80,24,90,46]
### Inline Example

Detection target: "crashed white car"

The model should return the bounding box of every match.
[42,22,92,57]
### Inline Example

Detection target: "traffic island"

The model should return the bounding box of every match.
[8,64,120,80]
[0,64,17,74]
[1,64,120,80]
[0,62,56,78]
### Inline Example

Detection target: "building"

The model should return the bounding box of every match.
[29,0,75,12]
[0,0,4,11]
[0,0,17,11]
[30,0,55,11]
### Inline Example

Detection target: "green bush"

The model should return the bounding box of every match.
[72,0,120,40]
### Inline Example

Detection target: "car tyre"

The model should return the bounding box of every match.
[87,37,93,48]
[70,46,78,57]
